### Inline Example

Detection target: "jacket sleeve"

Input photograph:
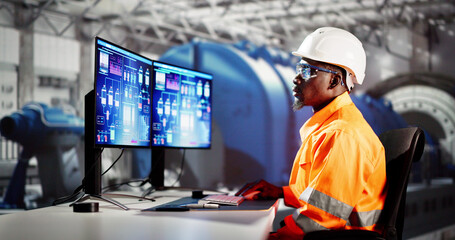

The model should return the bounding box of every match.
[283,185,303,208]
[275,130,375,239]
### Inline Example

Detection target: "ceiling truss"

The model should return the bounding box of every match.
[1,0,454,53]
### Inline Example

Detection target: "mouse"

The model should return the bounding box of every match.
[243,190,261,200]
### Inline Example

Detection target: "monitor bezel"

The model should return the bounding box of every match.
[93,36,153,149]
[150,60,213,150]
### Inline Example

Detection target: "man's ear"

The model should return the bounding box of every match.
[329,75,341,89]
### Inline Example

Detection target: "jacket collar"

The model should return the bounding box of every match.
[300,91,352,140]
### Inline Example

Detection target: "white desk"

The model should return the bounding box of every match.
[0,191,278,240]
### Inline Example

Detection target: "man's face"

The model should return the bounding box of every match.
[292,59,335,111]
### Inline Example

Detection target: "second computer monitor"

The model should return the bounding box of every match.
[151,61,213,149]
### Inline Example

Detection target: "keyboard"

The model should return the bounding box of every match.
[199,194,244,206]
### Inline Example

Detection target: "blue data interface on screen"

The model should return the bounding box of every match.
[95,39,152,147]
[151,62,212,148]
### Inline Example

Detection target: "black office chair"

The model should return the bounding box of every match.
[303,127,425,240]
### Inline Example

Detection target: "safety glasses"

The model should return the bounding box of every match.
[296,61,339,80]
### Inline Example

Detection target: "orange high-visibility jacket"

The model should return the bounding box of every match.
[277,92,387,239]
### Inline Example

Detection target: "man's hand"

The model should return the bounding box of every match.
[235,179,284,200]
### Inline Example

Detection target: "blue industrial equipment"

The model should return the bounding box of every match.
[351,94,408,135]
[0,102,84,208]
[366,73,455,182]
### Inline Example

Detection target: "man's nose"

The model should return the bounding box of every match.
[293,74,302,85]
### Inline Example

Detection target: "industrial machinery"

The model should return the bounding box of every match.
[367,72,455,180]
[0,102,84,208]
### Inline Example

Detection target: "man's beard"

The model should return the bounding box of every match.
[292,98,304,112]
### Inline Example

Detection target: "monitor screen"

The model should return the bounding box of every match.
[94,37,152,148]
[151,61,213,149]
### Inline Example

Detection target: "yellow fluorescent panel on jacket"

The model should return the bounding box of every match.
[281,92,387,239]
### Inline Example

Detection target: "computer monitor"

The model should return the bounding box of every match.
[94,37,152,148]
[151,61,213,149]
[81,38,153,204]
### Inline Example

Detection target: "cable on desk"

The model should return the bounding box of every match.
[102,193,155,202]
[102,179,144,193]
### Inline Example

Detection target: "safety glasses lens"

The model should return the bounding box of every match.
[296,64,316,79]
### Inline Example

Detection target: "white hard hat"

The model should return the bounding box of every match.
[292,27,366,91]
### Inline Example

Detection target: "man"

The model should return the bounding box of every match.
[236,27,387,239]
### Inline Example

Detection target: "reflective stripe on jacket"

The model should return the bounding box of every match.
[279,92,387,239]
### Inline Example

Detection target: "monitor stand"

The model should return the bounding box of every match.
[141,148,165,197]
[71,90,128,210]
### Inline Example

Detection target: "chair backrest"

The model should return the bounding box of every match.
[378,127,425,240]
